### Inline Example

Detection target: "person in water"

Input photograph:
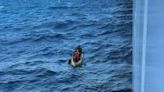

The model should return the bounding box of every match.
[73,49,81,62]
[69,46,82,64]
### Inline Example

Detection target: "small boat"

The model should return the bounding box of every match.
[70,54,83,67]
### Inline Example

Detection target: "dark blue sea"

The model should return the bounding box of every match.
[0,0,132,92]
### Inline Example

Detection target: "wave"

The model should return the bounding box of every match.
[0,67,57,83]
[112,89,132,92]
[48,6,79,10]
[33,20,79,30]
[0,5,4,11]
[30,32,67,42]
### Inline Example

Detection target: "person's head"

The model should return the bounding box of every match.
[76,45,82,53]
[75,50,80,55]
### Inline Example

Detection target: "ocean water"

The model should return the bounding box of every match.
[0,0,132,92]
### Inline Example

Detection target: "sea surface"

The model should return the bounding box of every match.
[0,0,132,92]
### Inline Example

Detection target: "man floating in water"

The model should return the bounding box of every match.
[69,46,83,67]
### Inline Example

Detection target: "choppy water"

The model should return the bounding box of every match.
[0,0,132,92]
